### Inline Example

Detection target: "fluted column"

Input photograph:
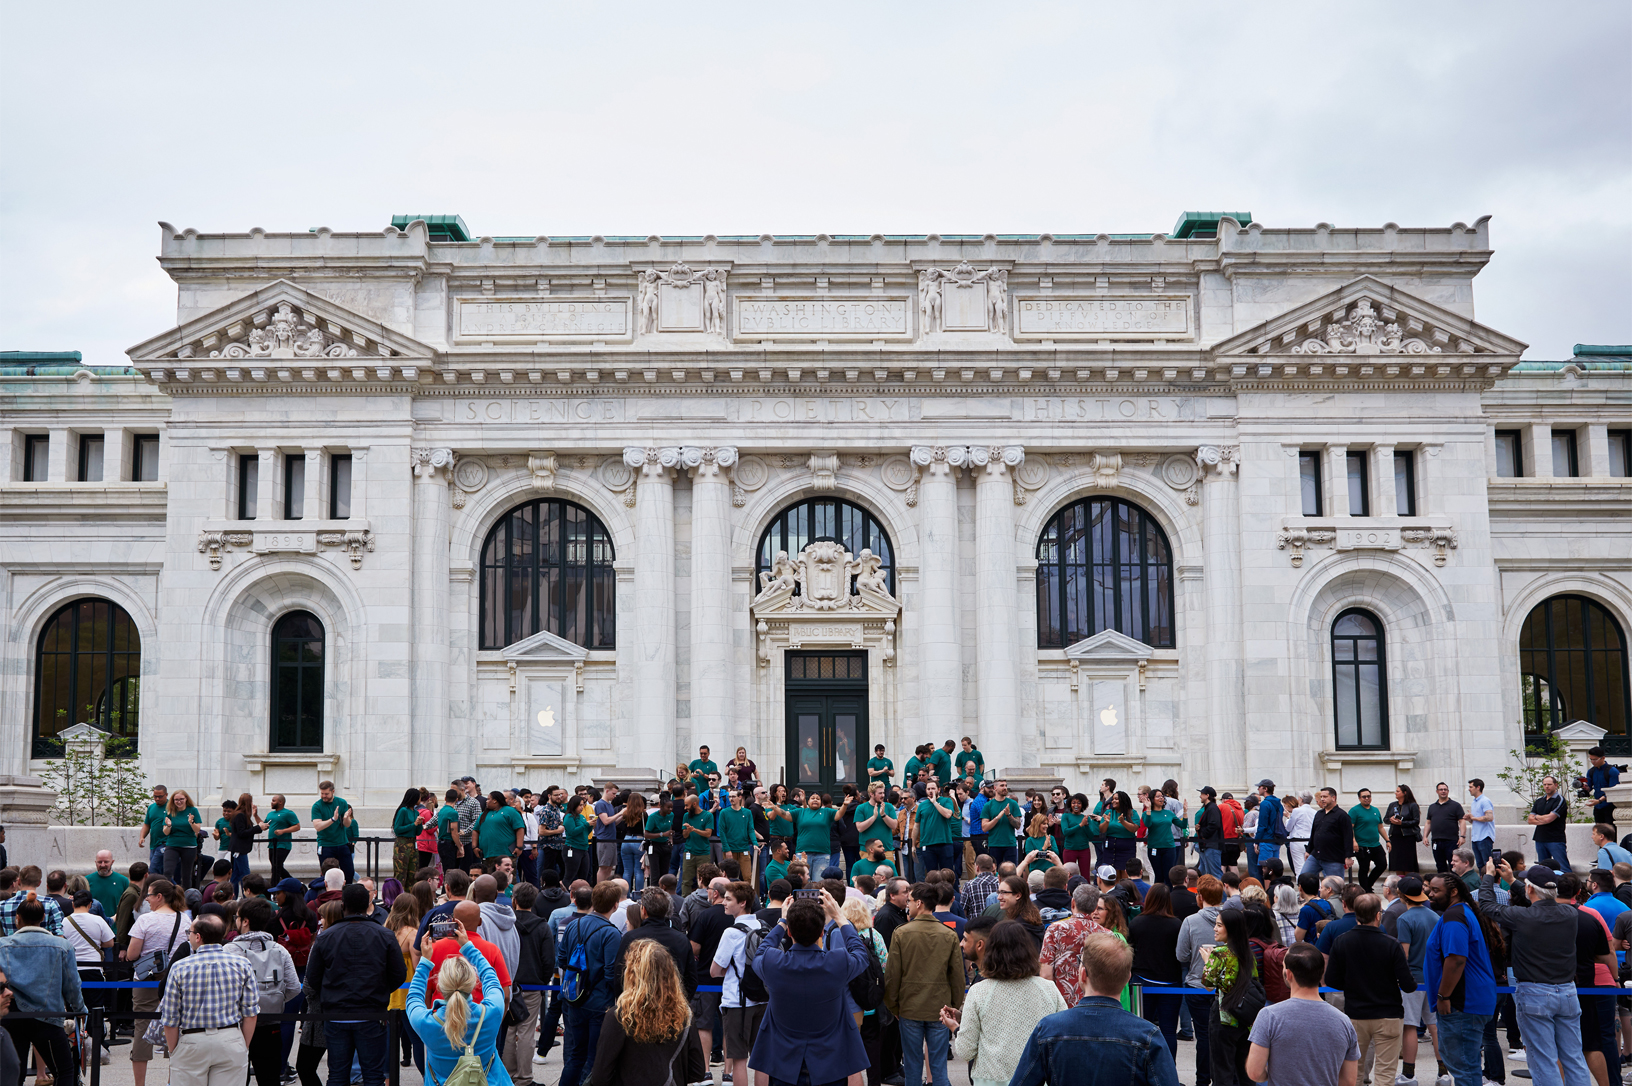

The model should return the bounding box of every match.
[410,447,454,784]
[910,445,967,741]
[624,446,681,775]
[971,445,1025,775]
[1197,445,1244,790]
[682,445,738,761]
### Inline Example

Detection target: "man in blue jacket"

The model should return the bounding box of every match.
[1254,778,1287,870]
[557,880,621,1086]
[750,888,871,1086]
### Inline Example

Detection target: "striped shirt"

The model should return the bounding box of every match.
[159,944,260,1029]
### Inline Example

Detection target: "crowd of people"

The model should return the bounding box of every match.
[0,742,1627,1086]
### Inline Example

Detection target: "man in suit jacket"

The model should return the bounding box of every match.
[750,888,871,1086]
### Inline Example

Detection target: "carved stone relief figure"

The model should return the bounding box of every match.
[850,548,888,595]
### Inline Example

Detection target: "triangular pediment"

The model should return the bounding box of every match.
[1063,628,1155,665]
[1212,276,1528,359]
[500,628,590,663]
[127,279,438,364]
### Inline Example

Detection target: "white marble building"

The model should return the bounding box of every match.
[2,213,1628,814]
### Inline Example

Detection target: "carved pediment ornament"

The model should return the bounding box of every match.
[751,541,901,667]
[206,302,362,360]
[918,263,1008,335]
[636,263,727,336]
[1289,298,1447,357]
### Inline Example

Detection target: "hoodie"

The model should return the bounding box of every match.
[1175,903,1221,987]
[1034,887,1072,917]
[532,885,572,922]
[512,909,555,987]
[478,900,520,980]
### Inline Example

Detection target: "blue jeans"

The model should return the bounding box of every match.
[324,1020,387,1086]
[922,843,953,873]
[560,1000,605,1086]
[1512,980,1592,1086]
[1438,1008,1491,1086]
[619,841,645,890]
[1198,848,1222,879]
[1470,837,1494,870]
[1300,857,1346,877]
[986,845,1018,868]
[898,1017,951,1086]
[229,852,250,890]
[1141,992,1183,1059]
[147,845,165,873]
[1536,840,1571,873]
[319,844,355,883]
[801,852,833,877]
[1256,841,1279,866]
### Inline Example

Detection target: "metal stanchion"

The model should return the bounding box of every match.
[87,1007,103,1086]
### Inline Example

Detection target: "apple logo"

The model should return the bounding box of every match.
[1099,705,1118,728]
[537,707,555,728]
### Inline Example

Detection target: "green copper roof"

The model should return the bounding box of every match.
[1575,344,1632,358]
[1171,211,1253,239]
[1,350,82,364]
[389,214,471,241]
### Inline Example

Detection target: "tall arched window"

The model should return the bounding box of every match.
[33,598,141,758]
[1036,498,1174,648]
[756,498,894,595]
[272,612,325,752]
[1520,595,1630,751]
[1332,609,1388,750]
[480,499,615,650]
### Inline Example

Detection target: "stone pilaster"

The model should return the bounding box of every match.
[682,445,739,761]
[624,446,681,776]
[410,447,454,784]
[910,445,968,742]
[1198,445,1244,791]
[970,445,1025,774]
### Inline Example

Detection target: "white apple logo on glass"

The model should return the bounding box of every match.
[537,708,555,728]
[1099,705,1118,728]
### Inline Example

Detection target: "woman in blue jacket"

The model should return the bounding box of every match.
[408,924,512,1086]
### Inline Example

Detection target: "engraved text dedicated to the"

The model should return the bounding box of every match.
[736,298,910,338]
[459,300,630,338]
[1015,296,1190,338]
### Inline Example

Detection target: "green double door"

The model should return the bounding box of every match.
[785,652,868,796]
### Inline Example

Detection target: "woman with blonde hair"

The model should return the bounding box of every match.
[160,788,203,889]
[408,921,510,1085]
[587,938,703,1086]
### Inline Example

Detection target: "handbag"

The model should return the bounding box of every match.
[1220,973,1267,1026]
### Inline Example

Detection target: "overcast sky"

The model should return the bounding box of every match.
[2,3,1627,364]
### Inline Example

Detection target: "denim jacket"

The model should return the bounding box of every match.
[0,928,85,1027]
[1009,996,1180,1086]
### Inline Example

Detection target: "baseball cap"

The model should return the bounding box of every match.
[1198,786,1217,798]
[1256,778,1275,789]
[273,877,307,896]
[1398,875,1426,902]
[821,866,844,880]
[1525,866,1560,890]
[1095,865,1119,882]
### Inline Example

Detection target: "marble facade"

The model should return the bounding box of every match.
[2,214,1629,814]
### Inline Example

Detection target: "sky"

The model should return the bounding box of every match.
[1,2,1628,365]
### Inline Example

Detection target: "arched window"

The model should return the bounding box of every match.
[33,598,141,758]
[1520,595,1630,751]
[272,612,325,752]
[1036,498,1174,648]
[756,498,894,595]
[1332,609,1388,750]
[480,499,615,650]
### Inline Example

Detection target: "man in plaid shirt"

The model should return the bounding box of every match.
[961,853,1001,917]
[160,914,259,1086]
[0,867,63,937]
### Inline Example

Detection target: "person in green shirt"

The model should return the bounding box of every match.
[138,785,169,872]
[160,789,203,889]
[562,794,592,885]
[854,782,899,861]
[769,791,852,876]
[1059,794,1096,870]
[310,780,355,883]
[1095,789,1139,875]
[954,737,985,782]
[688,746,720,781]
[644,798,675,892]
[981,780,1025,864]
[866,745,894,788]
[717,790,757,876]
[1021,812,1062,875]
[797,735,821,785]
[476,790,525,865]
[916,779,958,871]
[679,793,716,893]
[850,839,890,884]
[213,800,236,850]
[928,741,954,786]
[1141,791,1180,881]
[87,851,129,918]
[1349,787,1387,892]
[763,840,791,889]
[901,747,926,789]
[260,794,300,884]
[430,789,461,875]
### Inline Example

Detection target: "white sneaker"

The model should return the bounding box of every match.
[1394,1077,1418,1086]
[532,1054,547,1065]
[1508,1048,1527,1062]
[1436,1075,1454,1086]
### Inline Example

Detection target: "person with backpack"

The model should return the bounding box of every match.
[883,882,965,1086]
[708,881,766,1086]
[305,883,408,1086]
[1291,873,1338,943]
[556,882,622,1086]
[408,919,511,1086]
[226,897,301,1086]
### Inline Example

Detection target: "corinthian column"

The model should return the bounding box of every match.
[1197,445,1245,790]
[970,445,1025,775]
[624,446,681,775]
[411,447,454,784]
[682,445,738,762]
[909,445,968,741]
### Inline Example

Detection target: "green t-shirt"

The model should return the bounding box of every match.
[310,797,352,847]
[929,749,952,785]
[1350,803,1383,849]
[265,807,299,848]
[916,798,956,846]
[563,812,591,851]
[851,857,886,881]
[435,805,460,843]
[644,810,670,837]
[765,859,789,886]
[478,806,525,857]
[1101,806,1136,839]
[214,816,232,843]
[144,802,167,843]
[955,749,985,779]
[164,806,202,848]
[984,797,1023,847]
[793,807,838,854]
[1142,809,1178,849]
[1024,836,1056,871]
[689,758,720,778]
[682,811,714,855]
[86,870,129,917]
[1061,811,1095,851]
[902,757,923,787]
[718,807,756,852]
[866,757,894,783]
[856,802,897,850]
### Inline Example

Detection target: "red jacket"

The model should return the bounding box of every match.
[427,933,511,1003]
[1220,798,1245,843]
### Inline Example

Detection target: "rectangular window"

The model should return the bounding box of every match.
[1610,430,1632,478]
[284,455,305,520]
[77,435,104,482]
[238,455,259,520]
[132,435,160,481]
[1394,451,1416,516]
[1494,430,1522,477]
[22,434,49,481]
[1551,430,1579,478]
[329,454,352,519]
[1346,451,1370,516]
[1298,451,1322,516]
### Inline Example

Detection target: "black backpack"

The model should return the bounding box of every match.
[846,930,886,1012]
[731,920,770,1004]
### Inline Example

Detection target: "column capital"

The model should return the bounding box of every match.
[967,444,1025,476]
[910,444,972,476]
[1195,444,1239,477]
[623,445,682,479]
[680,445,739,480]
[411,446,455,481]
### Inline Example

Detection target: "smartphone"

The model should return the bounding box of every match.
[429,917,458,940]
[793,888,822,900]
